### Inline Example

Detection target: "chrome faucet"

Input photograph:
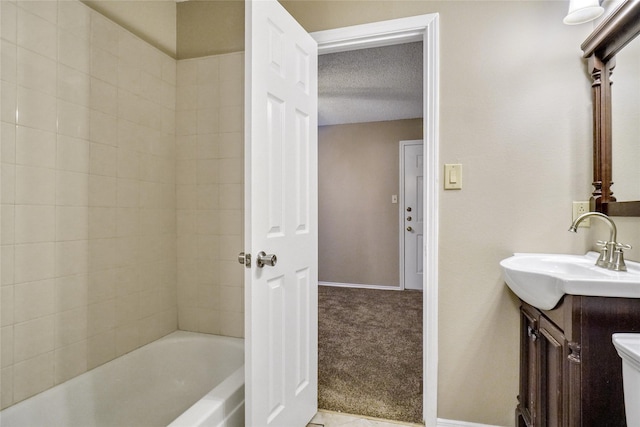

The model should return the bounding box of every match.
[569,212,630,271]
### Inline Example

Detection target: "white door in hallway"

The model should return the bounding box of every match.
[402,141,424,291]
[244,0,318,426]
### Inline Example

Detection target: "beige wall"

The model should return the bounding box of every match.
[281,1,596,425]
[1,1,177,408]
[176,0,244,60]
[319,120,422,287]
[82,0,177,58]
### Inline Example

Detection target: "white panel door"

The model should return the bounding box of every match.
[403,141,424,291]
[244,0,318,426]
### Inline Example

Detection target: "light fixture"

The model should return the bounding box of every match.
[563,0,604,25]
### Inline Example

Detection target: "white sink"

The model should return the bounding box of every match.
[500,252,640,310]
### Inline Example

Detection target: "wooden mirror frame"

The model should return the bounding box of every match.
[582,0,640,216]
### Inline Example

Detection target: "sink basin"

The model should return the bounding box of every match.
[500,252,640,310]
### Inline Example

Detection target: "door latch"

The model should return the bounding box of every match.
[238,252,251,268]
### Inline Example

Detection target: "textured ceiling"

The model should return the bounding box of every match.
[318,41,423,127]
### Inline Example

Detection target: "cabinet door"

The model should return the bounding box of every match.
[519,305,538,426]
[538,316,567,427]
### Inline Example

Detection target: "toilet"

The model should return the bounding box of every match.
[613,333,640,426]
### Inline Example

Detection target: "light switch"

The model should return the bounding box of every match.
[392,195,398,204]
[444,164,462,190]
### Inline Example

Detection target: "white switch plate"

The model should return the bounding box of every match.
[572,201,590,227]
[444,164,462,190]
[392,195,398,204]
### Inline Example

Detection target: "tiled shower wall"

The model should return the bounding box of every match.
[175,54,244,338]
[0,0,182,409]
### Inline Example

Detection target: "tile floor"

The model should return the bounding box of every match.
[308,410,423,427]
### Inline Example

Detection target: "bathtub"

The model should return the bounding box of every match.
[0,331,244,427]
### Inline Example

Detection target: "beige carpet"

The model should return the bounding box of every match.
[318,286,423,424]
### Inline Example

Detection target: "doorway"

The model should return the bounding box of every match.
[312,14,439,425]
[400,140,425,291]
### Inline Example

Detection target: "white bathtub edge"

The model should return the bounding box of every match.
[168,366,245,427]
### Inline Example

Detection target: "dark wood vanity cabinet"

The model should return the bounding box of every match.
[516,296,640,427]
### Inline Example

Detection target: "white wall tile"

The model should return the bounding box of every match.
[15,126,55,169]
[115,323,139,356]
[17,47,56,96]
[197,56,219,86]
[14,205,55,244]
[196,108,218,135]
[1,326,14,368]
[116,178,139,208]
[218,106,242,133]
[16,86,56,131]
[90,47,117,86]
[89,175,116,207]
[55,240,89,277]
[218,132,242,159]
[87,299,116,336]
[54,274,88,312]
[1,1,18,44]
[17,1,57,24]
[17,7,56,59]
[1,286,14,327]
[1,163,16,204]
[57,100,90,139]
[15,166,55,205]
[86,329,114,369]
[54,307,87,347]
[56,170,89,207]
[219,53,242,83]
[89,142,117,177]
[56,135,89,173]
[1,366,14,409]
[13,279,54,323]
[14,242,55,284]
[54,340,87,384]
[56,206,89,241]
[58,1,91,40]
[90,111,117,146]
[1,83,17,128]
[90,13,118,56]
[2,205,15,246]
[12,351,54,402]
[57,65,90,107]
[58,30,90,74]
[13,315,54,362]
[1,121,16,164]
[90,77,117,116]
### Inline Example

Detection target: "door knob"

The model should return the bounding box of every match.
[407,216,412,221]
[406,207,412,212]
[257,251,277,268]
[406,226,413,232]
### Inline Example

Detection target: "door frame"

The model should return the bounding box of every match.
[399,139,424,291]
[312,14,439,425]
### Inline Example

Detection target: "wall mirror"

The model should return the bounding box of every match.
[582,0,640,216]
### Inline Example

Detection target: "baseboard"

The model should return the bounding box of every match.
[437,419,506,427]
[319,281,402,291]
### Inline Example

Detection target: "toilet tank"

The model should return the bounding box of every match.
[613,333,640,427]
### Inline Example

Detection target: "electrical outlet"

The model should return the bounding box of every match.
[572,201,590,227]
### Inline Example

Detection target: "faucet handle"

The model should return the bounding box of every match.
[595,240,610,267]
[611,243,632,272]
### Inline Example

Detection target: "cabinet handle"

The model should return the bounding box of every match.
[527,326,538,341]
